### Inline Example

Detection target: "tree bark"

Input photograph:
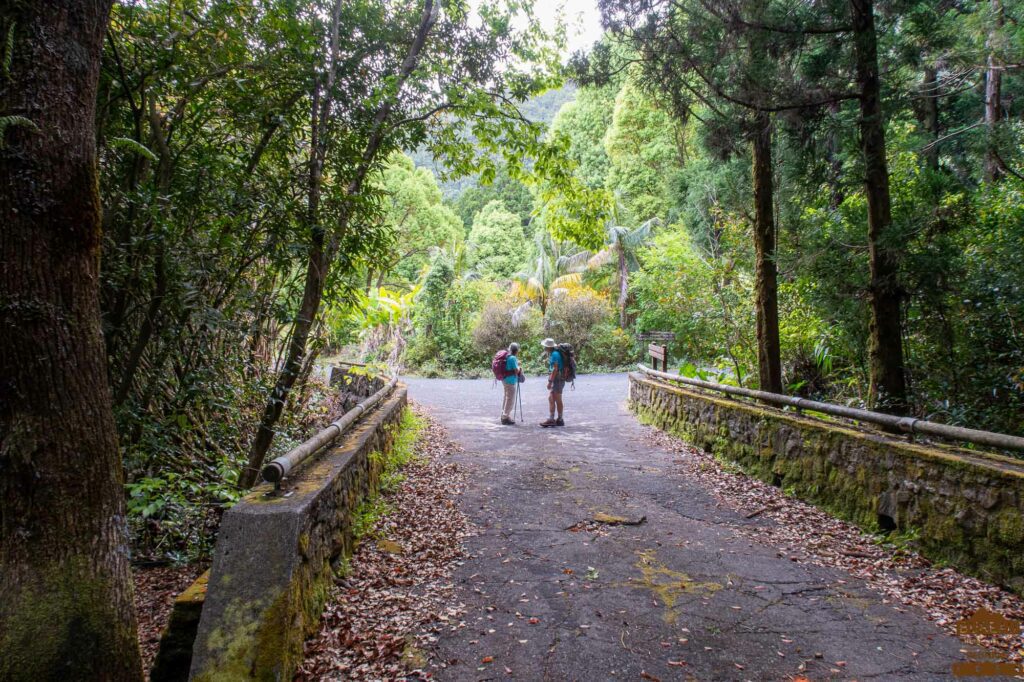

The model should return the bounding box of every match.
[0,2,143,679]
[851,0,908,414]
[984,0,1004,182]
[751,111,782,393]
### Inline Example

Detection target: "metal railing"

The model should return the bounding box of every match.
[262,375,399,484]
[636,364,1024,453]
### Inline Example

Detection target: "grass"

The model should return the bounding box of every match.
[352,408,424,543]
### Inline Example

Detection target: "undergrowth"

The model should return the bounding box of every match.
[352,408,423,542]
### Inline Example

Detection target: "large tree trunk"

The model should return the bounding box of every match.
[984,0,1004,182]
[751,111,782,393]
[851,0,908,414]
[0,2,144,679]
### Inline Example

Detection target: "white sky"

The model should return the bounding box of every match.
[533,0,604,55]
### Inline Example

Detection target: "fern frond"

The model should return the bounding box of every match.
[2,23,14,80]
[109,136,158,162]
[0,115,38,149]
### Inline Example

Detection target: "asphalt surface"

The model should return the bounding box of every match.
[405,373,964,681]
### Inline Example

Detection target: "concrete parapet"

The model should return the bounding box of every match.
[186,385,407,681]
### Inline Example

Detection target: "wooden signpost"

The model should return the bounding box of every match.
[648,343,668,371]
[640,331,674,371]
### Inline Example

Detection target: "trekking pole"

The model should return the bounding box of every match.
[516,380,523,423]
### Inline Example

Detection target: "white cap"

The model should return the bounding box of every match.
[541,338,556,348]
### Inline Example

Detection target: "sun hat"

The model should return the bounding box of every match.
[541,338,556,348]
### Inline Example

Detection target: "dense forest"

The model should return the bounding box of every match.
[1,0,1023,677]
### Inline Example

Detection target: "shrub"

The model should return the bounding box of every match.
[544,287,614,359]
[472,298,544,355]
[586,323,638,369]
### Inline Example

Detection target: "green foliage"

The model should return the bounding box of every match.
[549,83,618,189]
[472,298,544,355]
[369,153,463,285]
[125,469,240,563]
[603,78,682,222]
[586,323,638,370]
[632,223,755,384]
[355,409,422,539]
[453,165,534,234]
[468,200,526,279]
[379,408,424,493]
[405,253,500,374]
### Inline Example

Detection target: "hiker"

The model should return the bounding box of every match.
[495,342,523,425]
[540,338,565,427]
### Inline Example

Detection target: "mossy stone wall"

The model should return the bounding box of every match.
[628,373,1024,595]
[187,385,407,681]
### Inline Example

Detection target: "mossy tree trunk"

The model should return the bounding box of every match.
[851,0,908,414]
[751,111,781,394]
[0,1,143,679]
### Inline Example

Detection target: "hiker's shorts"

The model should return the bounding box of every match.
[550,377,566,395]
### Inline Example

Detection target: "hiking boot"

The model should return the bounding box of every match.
[555,418,565,427]
[500,416,513,425]
[539,418,557,428]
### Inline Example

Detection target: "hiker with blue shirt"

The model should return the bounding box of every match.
[540,337,565,427]
[498,342,522,425]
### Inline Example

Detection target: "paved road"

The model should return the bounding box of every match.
[405,373,963,681]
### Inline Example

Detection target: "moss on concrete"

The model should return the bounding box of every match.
[150,571,208,682]
[189,388,412,680]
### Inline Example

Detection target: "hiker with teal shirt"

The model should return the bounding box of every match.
[540,337,565,427]
[496,342,522,425]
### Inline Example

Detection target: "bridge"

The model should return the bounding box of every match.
[159,369,1024,680]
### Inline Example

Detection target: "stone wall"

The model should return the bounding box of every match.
[186,385,408,681]
[628,373,1024,594]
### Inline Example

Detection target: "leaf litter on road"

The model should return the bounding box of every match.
[643,427,1024,664]
[296,404,471,680]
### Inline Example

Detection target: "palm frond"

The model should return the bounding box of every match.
[621,217,660,247]
[607,225,629,245]
[510,301,534,326]
[551,272,583,289]
[3,23,14,80]
[511,277,545,302]
[109,137,159,162]
[558,250,591,273]
[587,249,614,269]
